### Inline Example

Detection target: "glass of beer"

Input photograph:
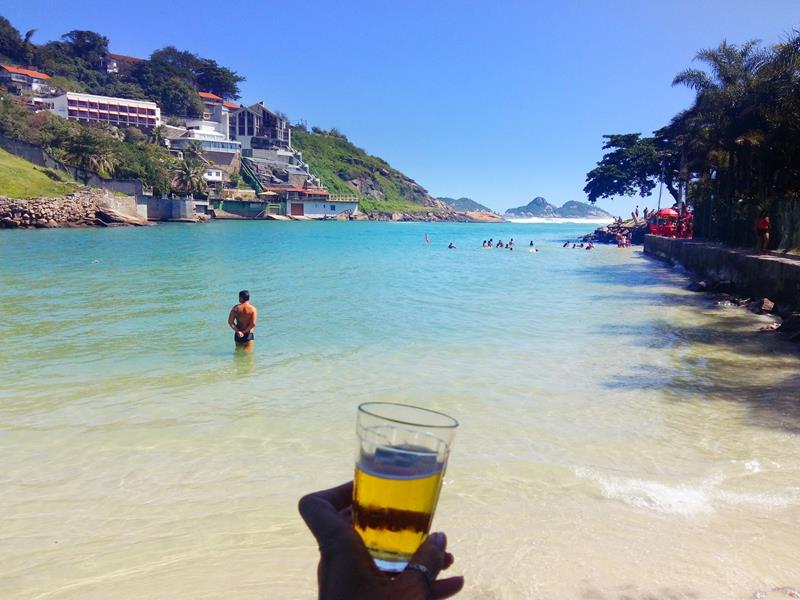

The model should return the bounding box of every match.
[353,402,458,573]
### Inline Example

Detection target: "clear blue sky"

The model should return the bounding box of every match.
[3,1,799,214]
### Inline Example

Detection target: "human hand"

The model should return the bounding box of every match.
[299,482,464,600]
[236,330,243,338]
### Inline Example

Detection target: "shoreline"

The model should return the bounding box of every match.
[644,235,800,343]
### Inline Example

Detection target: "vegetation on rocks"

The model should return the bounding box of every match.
[292,128,448,214]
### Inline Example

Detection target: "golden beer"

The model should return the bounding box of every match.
[354,403,458,572]
[353,445,445,570]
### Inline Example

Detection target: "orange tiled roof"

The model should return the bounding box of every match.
[198,91,223,101]
[1,64,51,80]
[223,101,239,110]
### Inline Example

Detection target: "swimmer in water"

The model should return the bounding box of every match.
[228,290,257,351]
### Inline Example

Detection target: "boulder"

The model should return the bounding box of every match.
[748,298,775,314]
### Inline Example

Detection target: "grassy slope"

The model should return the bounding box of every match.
[291,130,435,213]
[0,148,78,198]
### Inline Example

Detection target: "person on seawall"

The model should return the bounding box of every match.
[756,210,770,254]
[299,481,464,600]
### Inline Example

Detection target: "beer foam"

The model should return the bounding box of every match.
[359,445,444,480]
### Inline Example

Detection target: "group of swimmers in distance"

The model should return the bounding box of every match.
[477,238,539,252]
[442,238,604,252]
[562,240,595,250]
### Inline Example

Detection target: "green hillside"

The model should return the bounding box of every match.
[0,147,78,198]
[292,129,446,214]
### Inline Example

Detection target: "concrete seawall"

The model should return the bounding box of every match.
[644,235,800,309]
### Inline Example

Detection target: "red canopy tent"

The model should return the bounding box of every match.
[649,207,692,238]
[655,208,679,218]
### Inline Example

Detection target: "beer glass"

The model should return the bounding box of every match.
[353,402,458,572]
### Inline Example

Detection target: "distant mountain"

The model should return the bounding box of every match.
[504,197,558,217]
[504,197,612,218]
[556,200,613,218]
[437,196,494,212]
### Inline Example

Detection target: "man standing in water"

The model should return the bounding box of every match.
[228,290,257,350]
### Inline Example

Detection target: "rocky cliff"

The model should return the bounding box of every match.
[291,129,452,215]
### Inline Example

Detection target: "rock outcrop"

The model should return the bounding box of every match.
[0,188,148,229]
[584,217,648,244]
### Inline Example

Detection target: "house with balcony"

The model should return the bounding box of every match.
[0,64,53,95]
[229,102,291,153]
[47,92,161,130]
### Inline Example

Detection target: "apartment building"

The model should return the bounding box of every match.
[48,92,161,129]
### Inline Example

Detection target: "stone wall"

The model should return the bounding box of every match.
[0,134,149,197]
[0,188,148,228]
[644,235,800,309]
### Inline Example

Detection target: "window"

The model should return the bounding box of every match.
[330,205,336,211]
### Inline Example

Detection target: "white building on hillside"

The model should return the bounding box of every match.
[0,64,53,94]
[47,92,161,129]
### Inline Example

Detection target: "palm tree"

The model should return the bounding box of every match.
[671,40,771,244]
[183,139,205,163]
[86,151,118,179]
[22,29,36,65]
[148,125,167,147]
[171,160,208,198]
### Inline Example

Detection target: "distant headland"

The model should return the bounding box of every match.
[504,197,612,219]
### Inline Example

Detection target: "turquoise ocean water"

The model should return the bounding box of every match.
[1,221,799,599]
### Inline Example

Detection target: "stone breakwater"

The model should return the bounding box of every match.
[584,217,648,244]
[0,189,148,229]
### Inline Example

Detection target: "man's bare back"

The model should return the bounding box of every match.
[228,290,257,349]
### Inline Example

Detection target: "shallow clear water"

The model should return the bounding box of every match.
[1,222,798,599]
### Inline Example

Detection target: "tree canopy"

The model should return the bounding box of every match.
[585,33,800,247]
[0,16,244,115]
